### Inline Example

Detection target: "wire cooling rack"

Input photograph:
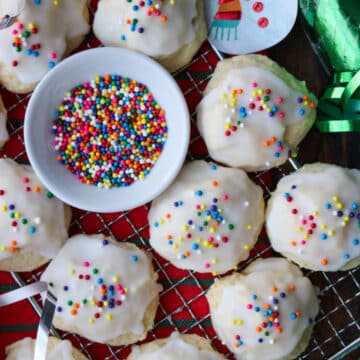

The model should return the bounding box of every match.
[1,1,359,359]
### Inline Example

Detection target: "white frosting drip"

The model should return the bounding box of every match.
[267,164,360,271]
[6,337,74,360]
[93,0,197,57]
[0,0,25,17]
[40,234,161,343]
[0,158,68,260]
[0,100,9,148]
[208,258,319,360]
[131,332,224,360]
[197,67,315,170]
[0,0,89,84]
[149,161,264,274]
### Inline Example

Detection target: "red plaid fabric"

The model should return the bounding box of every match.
[1,2,359,360]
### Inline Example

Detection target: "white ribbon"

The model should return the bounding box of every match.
[0,282,47,306]
[0,281,57,360]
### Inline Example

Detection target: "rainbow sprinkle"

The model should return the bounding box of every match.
[10,0,59,69]
[52,74,168,188]
[152,164,255,271]
[284,185,360,266]
[51,242,140,323]
[231,284,312,348]
[0,177,53,254]
[120,0,176,41]
[220,82,315,159]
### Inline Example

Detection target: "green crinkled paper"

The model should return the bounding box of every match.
[299,0,360,132]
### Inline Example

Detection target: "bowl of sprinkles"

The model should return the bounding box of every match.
[25,47,190,212]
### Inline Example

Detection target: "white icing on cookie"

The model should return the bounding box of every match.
[0,0,25,17]
[207,258,319,360]
[40,234,161,343]
[93,0,197,57]
[0,158,69,261]
[0,97,9,148]
[6,337,74,360]
[149,161,264,274]
[0,0,89,84]
[130,332,224,360]
[197,67,316,171]
[266,164,360,271]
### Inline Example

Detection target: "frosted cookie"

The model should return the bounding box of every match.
[0,96,9,148]
[0,0,24,19]
[6,337,86,360]
[207,258,319,360]
[197,55,317,172]
[129,332,226,360]
[149,161,264,274]
[0,158,71,272]
[0,0,89,93]
[93,0,206,72]
[266,163,360,271]
[40,234,162,345]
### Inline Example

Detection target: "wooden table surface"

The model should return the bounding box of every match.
[268,20,359,170]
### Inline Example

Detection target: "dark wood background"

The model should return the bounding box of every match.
[268,20,359,169]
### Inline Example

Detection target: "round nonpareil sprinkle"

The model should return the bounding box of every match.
[10,17,58,69]
[282,185,360,266]
[0,176,54,254]
[120,0,176,40]
[154,183,236,270]
[149,161,265,274]
[52,74,168,188]
[219,82,314,163]
[230,284,304,348]
[150,163,263,272]
[53,263,130,324]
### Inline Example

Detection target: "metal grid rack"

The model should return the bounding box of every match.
[1,1,359,359]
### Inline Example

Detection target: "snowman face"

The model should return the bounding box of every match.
[205,0,298,54]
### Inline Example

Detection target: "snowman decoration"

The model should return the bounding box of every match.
[207,0,298,54]
[211,0,242,41]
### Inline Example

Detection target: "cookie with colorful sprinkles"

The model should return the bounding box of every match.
[52,74,168,188]
[93,0,207,72]
[0,96,9,149]
[40,234,162,345]
[0,0,89,93]
[128,332,226,360]
[6,337,87,360]
[0,158,71,272]
[266,163,360,271]
[207,258,319,360]
[197,55,317,172]
[148,160,265,274]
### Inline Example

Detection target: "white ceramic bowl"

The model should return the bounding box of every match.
[25,48,190,212]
